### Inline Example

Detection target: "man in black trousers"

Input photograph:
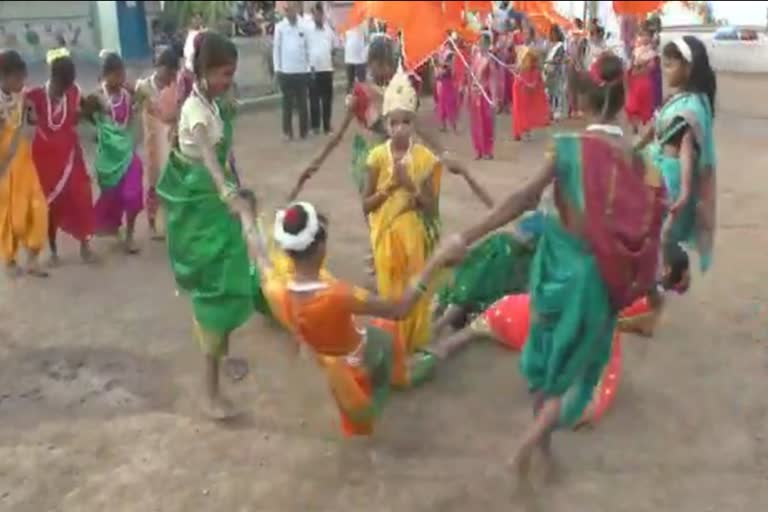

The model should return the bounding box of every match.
[307,3,335,134]
[273,1,310,141]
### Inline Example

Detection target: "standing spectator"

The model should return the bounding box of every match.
[183,12,205,73]
[344,23,368,92]
[307,3,335,135]
[274,0,311,141]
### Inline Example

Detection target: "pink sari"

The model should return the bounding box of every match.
[469,50,494,158]
[435,49,459,129]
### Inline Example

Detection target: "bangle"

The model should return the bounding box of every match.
[220,183,238,202]
[414,279,428,294]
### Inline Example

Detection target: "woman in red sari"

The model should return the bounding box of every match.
[625,27,657,133]
[512,46,550,141]
[27,52,96,263]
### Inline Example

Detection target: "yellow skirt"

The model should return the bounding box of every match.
[371,210,432,352]
[0,130,48,263]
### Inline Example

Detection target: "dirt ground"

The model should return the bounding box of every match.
[1,74,767,512]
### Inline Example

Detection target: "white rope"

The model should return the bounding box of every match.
[447,37,494,107]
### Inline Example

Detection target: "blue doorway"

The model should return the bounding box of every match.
[117,1,150,60]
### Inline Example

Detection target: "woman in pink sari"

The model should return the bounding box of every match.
[435,44,459,132]
[625,28,657,133]
[469,33,494,160]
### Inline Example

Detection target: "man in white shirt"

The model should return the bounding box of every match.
[273,1,310,140]
[307,3,335,134]
[183,12,205,73]
[344,23,368,92]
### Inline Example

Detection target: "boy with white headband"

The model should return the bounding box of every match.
[240,200,449,436]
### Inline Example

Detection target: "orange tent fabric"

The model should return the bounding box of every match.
[339,1,454,70]
[337,1,367,32]
[464,1,493,16]
[396,2,452,69]
[513,1,574,34]
[612,1,666,16]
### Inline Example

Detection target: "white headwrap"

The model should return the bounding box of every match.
[672,37,692,63]
[273,202,321,252]
[99,48,116,60]
[382,66,417,116]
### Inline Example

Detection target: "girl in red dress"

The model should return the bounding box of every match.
[625,27,657,133]
[27,53,96,264]
[512,46,550,141]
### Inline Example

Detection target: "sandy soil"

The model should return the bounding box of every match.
[1,74,767,512]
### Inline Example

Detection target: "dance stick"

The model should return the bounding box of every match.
[447,37,494,107]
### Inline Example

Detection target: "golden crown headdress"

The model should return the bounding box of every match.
[382,66,417,116]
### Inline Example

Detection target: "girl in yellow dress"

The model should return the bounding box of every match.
[0,50,48,278]
[362,69,442,356]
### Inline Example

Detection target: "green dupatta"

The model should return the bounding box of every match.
[648,92,716,271]
[94,113,135,189]
[156,99,269,334]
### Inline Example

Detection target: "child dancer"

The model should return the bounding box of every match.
[89,52,144,254]
[157,32,271,419]
[625,27,657,133]
[27,50,96,264]
[434,44,459,132]
[240,201,448,436]
[0,50,48,277]
[512,46,550,141]
[637,36,717,287]
[469,32,494,159]
[434,54,665,483]
[135,48,180,240]
[363,68,443,364]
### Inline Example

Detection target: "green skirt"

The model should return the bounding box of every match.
[437,233,535,314]
[157,150,270,335]
[350,134,371,194]
[523,216,616,428]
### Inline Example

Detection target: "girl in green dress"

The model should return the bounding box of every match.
[434,54,666,484]
[157,33,269,420]
[637,36,717,288]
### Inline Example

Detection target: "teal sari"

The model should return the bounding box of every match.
[522,134,618,428]
[647,92,716,271]
[157,100,270,335]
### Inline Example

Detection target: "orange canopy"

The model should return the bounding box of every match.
[612,1,666,16]
[464,1,493,16]
[339,1,478,70]
[513,1,574,35]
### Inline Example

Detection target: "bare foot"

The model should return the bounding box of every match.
[542,450,565,486]
[48,253,61,268]
[423,344,449,360]
[509,446,534,492]
[223,357,249,381]
[5,262,23,278]
[80,246,100,265]
[124,239,141,255]
[203,395,240,420]
[26,264,50,278]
